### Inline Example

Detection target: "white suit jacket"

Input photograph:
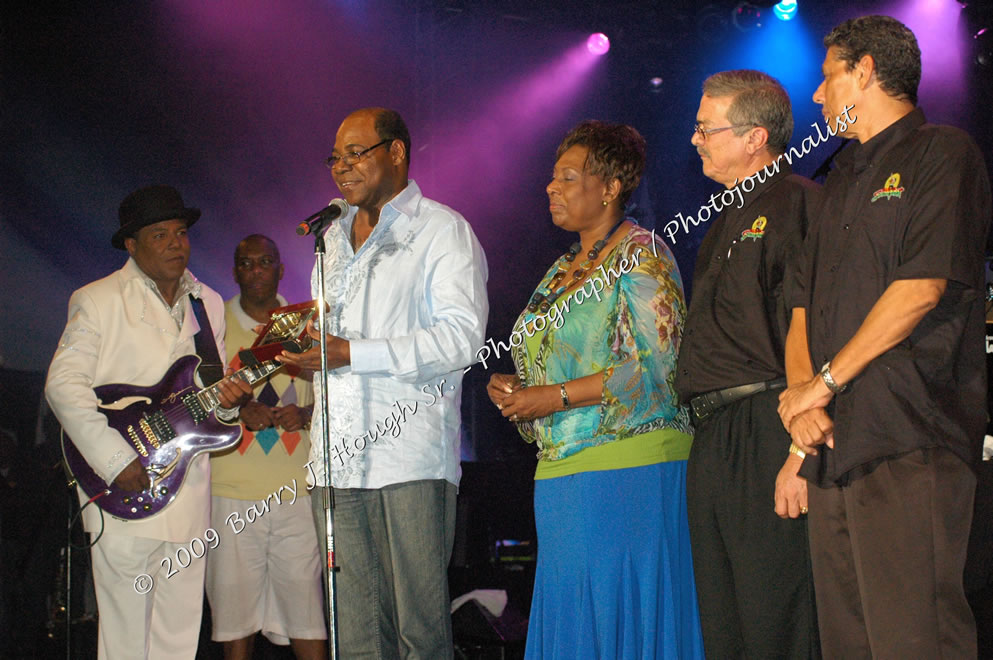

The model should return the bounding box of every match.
[46,258,226,542]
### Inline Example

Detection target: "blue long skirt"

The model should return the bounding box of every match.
[525,461,704,660]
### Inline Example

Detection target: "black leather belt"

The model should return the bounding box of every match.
[690,378,787,422]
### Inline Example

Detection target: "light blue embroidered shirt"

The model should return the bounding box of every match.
[308,180,489,489]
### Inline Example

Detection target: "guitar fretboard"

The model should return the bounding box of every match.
[194,360,281,413]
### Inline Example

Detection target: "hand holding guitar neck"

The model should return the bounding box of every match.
[215,369,254,408]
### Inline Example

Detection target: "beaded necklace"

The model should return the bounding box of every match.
[526,219,625,314]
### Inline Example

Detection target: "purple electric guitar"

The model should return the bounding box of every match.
[61,354,281,521]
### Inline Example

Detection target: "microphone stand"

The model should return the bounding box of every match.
[312,229,340,659]
[64,481,73,658]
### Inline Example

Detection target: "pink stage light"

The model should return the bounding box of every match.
[586,32,610,56]
[884,0,965,98]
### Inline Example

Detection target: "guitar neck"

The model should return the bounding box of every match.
[196,360,281,412]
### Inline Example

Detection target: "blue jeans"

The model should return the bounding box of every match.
[311,479,457,660]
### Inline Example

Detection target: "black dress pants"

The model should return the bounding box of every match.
[687,388,820,659]
[807,447,976,659]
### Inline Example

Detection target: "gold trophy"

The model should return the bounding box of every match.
[238,300,326,366]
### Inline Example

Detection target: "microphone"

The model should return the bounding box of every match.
[297,198,349,236]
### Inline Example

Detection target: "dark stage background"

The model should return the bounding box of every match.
[2,0,992,657]
[5,0,993,422]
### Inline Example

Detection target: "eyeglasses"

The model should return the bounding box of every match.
[235,256,278,271]
[694,122,754,141]
[325,139,391,168]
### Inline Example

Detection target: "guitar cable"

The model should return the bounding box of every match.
[69,491,108,549]
[58,478,107,659]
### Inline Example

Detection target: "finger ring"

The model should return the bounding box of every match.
[497,404,503,410]
[800,506,809,515]
[511,414,518,422]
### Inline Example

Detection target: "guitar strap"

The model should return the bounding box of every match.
[189,295,225,386]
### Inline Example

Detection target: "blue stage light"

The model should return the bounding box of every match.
[773,0,798,21]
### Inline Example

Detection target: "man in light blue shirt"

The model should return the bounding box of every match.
[279,107,488,659]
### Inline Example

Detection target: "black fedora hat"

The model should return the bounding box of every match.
[112,185,201,249]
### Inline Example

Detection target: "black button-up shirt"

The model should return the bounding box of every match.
[794,109,992,486]
[675,163,820,401]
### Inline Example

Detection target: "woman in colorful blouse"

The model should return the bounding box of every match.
[487,120,703,659]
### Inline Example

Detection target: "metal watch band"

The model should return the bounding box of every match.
[820,361,847,394]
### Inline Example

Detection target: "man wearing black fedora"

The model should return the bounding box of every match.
[46,184,252,659]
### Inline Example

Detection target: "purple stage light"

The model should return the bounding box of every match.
[413,38,603,227]
[586,32,610,56]
[885,0,965,98]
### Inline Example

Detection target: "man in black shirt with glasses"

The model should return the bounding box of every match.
[675,69,821,659]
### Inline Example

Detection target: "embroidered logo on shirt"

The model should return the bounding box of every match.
[871,173,906,202]
[740,216,767,241]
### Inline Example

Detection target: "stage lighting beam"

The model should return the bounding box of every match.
[586,32,610,56]
[773,0,798,21]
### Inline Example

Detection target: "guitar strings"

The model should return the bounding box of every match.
[147,361,281,438]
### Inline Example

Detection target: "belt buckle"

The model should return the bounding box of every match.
[690,397,711,422]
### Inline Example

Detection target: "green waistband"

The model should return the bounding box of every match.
[534,428,693,480]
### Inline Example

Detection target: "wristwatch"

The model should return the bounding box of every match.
[819,361,847,394]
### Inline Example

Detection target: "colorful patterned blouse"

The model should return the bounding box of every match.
[510,224,692,462]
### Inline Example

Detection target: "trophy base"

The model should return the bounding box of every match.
[236,300,323,367]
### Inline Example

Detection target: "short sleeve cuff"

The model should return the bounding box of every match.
[349,338,390,374]
[891,265,962,286]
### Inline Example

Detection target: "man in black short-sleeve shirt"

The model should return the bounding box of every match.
[779,16,992,658]
[675,70,821,659]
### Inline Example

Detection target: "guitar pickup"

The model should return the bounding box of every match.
[126,425,149,457]
[138,418,159,449]
[183,392,208,424]
[139,410,176,449]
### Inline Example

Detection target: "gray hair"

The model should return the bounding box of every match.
[702,70,793,155]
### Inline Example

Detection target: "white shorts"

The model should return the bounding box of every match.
[205,493,327,644]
